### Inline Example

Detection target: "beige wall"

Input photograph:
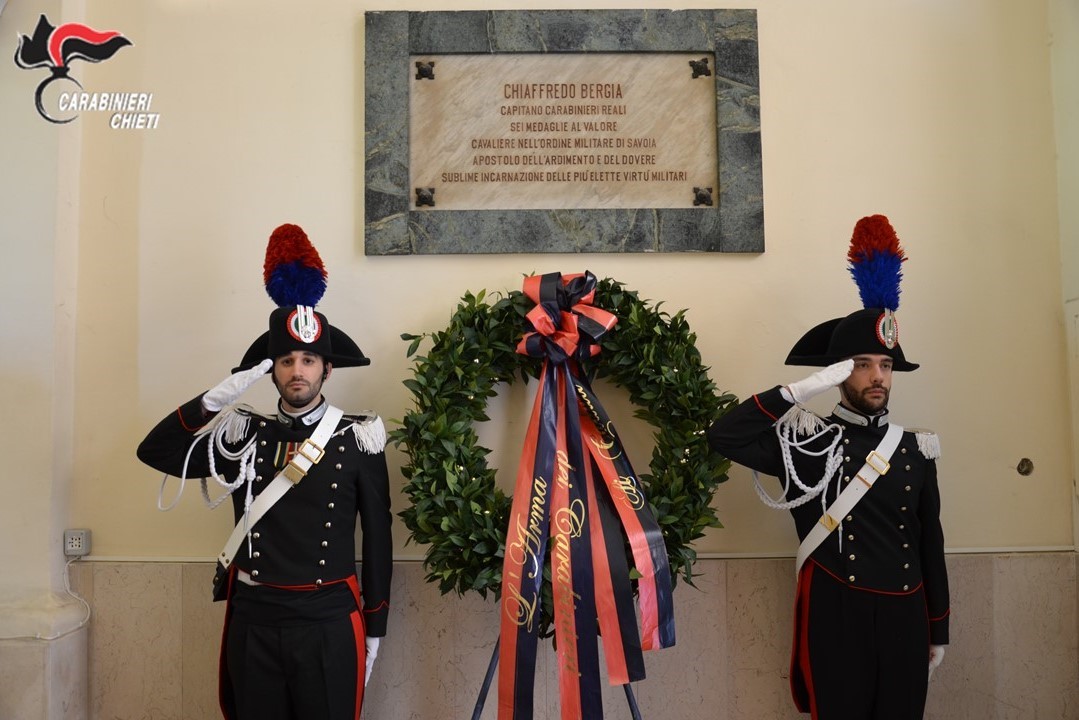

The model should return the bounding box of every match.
[1051,0,1079,553]
[0,0,84,630]
[1054,0,1079,304]
[2,0,1075,571]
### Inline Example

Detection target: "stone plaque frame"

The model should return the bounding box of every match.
[364,9,763,255]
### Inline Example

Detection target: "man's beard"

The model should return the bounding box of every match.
[278,377,323,410]
[842,382,889,415]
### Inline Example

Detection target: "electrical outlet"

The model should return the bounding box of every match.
[64,528,91,557]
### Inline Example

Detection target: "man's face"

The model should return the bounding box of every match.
[839,354,893,415]
[272,351,331,412]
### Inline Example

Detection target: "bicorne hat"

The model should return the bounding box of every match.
[232,224,370,372]
[785,214,919,372]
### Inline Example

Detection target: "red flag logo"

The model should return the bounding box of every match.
[13,15,132,123]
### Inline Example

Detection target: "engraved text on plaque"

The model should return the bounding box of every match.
[410,53,718,211]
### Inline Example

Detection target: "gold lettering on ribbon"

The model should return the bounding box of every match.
[552,529,573,589]
[553,499,587,539]
[551,518,580,676]
[573,382,601,425]
[506,476,548,579]
[503,475,553,632]
[587,433,622,461]
[503,584,539,632]
[610,474,646,511]
[604,420,618,442]
[550,448,585,678]
[555,450,573,489]
[574,382,622,453]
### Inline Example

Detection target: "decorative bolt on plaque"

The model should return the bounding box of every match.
[414,60,435,80]
[415,188,436,207]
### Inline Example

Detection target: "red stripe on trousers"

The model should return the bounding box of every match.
[346,575,366,720]
[793,562,820,719]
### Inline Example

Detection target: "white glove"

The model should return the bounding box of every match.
[928,644,945,680]
[782,359,854,404]
[201,358,273,412]
[364,636,380,686]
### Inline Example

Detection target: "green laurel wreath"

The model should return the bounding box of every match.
[390,277,737,630]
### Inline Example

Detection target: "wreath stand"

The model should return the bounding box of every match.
[469,638,644,720]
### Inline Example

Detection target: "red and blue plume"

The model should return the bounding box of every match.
[847,214,907,311]
[263,224,327,307]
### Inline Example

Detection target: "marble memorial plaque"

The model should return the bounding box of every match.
[364,9,763,254]
[410,54,718,211]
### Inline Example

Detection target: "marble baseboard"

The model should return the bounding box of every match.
[0,627,88,720]
[67,553,1077,719]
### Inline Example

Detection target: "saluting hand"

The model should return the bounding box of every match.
[201,358,273,412]
[783,359,854,404]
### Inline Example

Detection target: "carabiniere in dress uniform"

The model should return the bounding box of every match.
[137,223,392,720]
[708,215,950,720]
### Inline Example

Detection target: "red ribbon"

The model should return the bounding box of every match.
[497,272,674,720]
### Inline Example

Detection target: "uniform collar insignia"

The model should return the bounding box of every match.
[277,398,328,428]
[832,403,889,428]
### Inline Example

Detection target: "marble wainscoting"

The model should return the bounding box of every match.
[0,625,87,719]
[65,553,1078,719]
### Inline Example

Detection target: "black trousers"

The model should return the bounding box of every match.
[225,613,361,720]
[793,561,930,720]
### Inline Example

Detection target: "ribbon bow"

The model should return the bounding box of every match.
[517,272,617,363]
[498,271,675,720]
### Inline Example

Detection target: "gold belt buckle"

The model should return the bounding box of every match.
[297,438,325,464]
[283,439,326,485]
[866,450,891,475]
[819,513,839,531]
[283,462,306,484]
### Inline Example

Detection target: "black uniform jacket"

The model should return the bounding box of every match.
[707,387,949,645]
[137,394,393,636]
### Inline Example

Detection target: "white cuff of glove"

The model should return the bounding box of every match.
[364,636,380,686]
[928,644,945,680]
[784,359,854,405]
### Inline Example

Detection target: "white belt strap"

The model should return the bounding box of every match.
[794,423,904,575]
[217,405,343,570]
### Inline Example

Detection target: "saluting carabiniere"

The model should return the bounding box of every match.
[708,215,950,720]
[137,224,392,720]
